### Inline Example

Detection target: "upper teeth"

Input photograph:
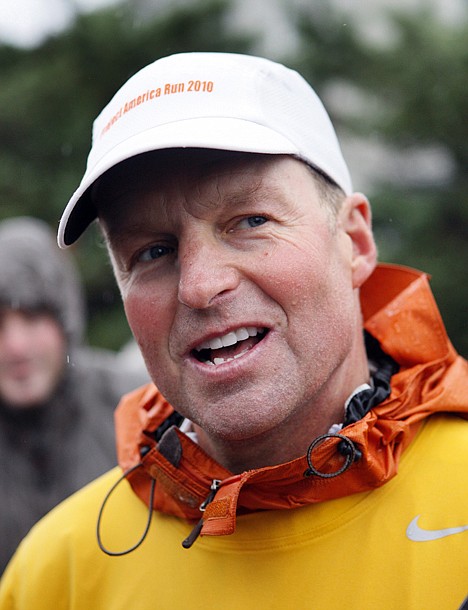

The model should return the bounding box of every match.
[196,327,261,351]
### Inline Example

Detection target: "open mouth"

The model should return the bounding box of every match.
[192,327,268,366]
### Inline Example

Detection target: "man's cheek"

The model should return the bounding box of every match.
[124,296,159,342]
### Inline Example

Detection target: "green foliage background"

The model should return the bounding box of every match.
[0,0,466,356]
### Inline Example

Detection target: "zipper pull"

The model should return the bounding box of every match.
[199,479,221,511]
[182,479,221,549]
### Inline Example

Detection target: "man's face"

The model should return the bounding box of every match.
[100,152,375,452]
[0,309,66,408]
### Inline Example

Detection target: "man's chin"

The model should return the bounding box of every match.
[0,382,51,409]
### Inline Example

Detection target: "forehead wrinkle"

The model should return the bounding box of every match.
[232,179,285,206]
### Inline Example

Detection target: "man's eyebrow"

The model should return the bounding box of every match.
[217,181,285,208]
[102,220,153,249]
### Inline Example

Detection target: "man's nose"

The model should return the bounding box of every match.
[177,235,240,310]
[1,315,31,355]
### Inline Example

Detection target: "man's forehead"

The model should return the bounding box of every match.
[99,148,281,187]
[96,150,296,222]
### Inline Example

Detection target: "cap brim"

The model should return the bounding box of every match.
[58,117,304,247]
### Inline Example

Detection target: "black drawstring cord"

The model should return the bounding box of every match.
[96,462,156,557]
[304,433,359,478]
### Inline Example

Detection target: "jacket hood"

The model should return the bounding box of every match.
[113,264,468,544]
[0,217,85,346]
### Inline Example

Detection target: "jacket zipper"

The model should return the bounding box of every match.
[182,479,221,548]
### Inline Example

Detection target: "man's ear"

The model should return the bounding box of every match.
[339,193,377,289]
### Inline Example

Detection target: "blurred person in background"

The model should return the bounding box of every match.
[0,216,148,574]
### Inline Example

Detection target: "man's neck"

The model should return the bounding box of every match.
[193,369,370,474]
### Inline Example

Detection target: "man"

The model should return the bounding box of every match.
[0,217,148,574]
[0,53,466,609]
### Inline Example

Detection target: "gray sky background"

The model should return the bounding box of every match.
[0,0,465,50]
[0,0,116,47]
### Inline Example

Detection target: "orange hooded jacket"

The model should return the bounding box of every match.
[114,264,468,542]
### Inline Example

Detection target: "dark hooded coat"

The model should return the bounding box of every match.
[0,217,148,574]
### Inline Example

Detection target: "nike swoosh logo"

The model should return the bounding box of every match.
[407,515,468,542]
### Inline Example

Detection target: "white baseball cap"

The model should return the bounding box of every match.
[58,52,352,247]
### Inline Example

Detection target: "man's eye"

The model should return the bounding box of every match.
[138,245,173,262]
[237,216,268,229]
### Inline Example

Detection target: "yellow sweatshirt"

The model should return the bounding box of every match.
[1,414,467,609]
